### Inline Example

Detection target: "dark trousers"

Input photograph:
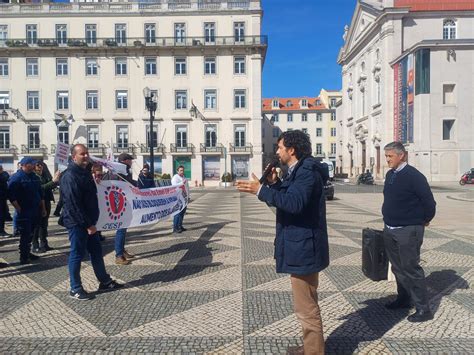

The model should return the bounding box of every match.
[0,199,6,233]
[17,214,39,260]
[173,207,187,231]
[32,201,51,249]
[67,226,111,292]
[383,225,430,312]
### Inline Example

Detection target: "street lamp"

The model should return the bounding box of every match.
[143,87,157,176]
[0,110,8,121]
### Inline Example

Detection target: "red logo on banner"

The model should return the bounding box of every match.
[104,185,127,220]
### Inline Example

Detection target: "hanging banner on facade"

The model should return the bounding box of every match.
[96,180,188,231]
[54,142,71,166]
[90,155,128,175]
[407,53,415,143]
[393,54,415,144]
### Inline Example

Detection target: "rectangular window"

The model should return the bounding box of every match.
[331,127,336,137]
[204,57,216,75]
[234,56,245,74]
[56,91,69,110]
[0,59,8,76]
[205,124,217,148]
[316,143,323,155]
[234,89,246,109]
[116,90,128,110]
[415,49,430,95]
[175,57,186,75]
[85,24,97,45]
[26,24,37,45]
[86,58,98,76]
[58,125,69,144]
[316,113,322,121]
[234,125,246,147]
[331,112,336,121]
[116,125,128,148]
[175,90,187,110]
[272,127,279,138]
[330,98,337,107]
[331,143,337,155]
[27,91,39,111]
[115,57,127,75]
[115,24,127,45]
[145,57,157,75]
[234,22,245,43]
[204,89,217,109]
[175,23,186,44]
[0,92,9,110]
[87,125,99,148]
[145,23,156,44]
[443,84,455,105]
[0,25,7,46]
[271,114,279,122]
[302,113,307,122]
[442,119,455,140]
[56,58,68,76]
[26,58,39,76]
[56,24,67,45]
[0,127,10,149]
[287,113,293,122]
[204,22,215,43]
[86,90,99,110]
[316,128,322,137]
[176,125,187,147]
[146,124,158,148]
[28,126,40,149]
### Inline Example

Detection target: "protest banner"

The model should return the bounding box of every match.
[96,180,188,231]
[54,142,70,166]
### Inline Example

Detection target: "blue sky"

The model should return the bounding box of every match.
[262,0,356,98]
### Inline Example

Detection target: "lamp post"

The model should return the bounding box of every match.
[143,87,157,176]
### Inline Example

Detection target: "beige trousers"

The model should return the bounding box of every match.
[290,272,325,355]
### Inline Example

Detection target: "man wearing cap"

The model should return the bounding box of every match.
[7,157,46,264]
[103,152,137,265]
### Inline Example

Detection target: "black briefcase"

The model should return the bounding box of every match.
[362,228,388,281]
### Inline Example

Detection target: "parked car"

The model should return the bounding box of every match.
[324,181,334,200]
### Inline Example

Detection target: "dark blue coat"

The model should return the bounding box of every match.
[258,157,330,276]
[138,173,155,189]
[59,162,99,229]
[7,169,43,218]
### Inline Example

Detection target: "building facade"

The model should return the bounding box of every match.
[337,0,474,181]
[0,0,267,185]
[261,90,342,168]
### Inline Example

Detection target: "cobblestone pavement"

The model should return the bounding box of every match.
[0,189,472,354]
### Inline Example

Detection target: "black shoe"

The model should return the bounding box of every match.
[53,212,60,217]
[407,309,433,322]
[43,246,55,252]
[179,227,187,232]
[0,262,8,268]
[69,289,95,301]
[19,258,30,265]
[0,232,12,238]
[385,298,411,310]
[32,247,46,253]
[28,253,40,261]
[97,280,124,293]
[173,229,182,234]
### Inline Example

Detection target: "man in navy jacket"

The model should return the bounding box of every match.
[382,141,436,322]
[60,144,122,300]
[238,130,329,354]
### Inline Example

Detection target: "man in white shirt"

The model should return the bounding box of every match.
[171,165,189,233]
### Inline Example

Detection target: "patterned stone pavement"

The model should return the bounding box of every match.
[0,189,472,354]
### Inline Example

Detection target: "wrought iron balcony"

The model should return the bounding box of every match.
[200,143,224,153]
[170,143,194,154]
[21,144,48,155]
[229,143,253,153]
[87,143,106,155]
[0,145,18,155]
[113,143,135,154]
[139,143,165,154]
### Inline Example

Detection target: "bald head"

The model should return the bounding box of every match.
[71,144,90,169]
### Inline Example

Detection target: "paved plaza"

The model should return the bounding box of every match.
[0,186,473,354]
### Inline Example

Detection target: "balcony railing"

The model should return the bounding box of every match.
[170,143,194,154]
[139,143,165,154]
[21,144,48,155]
[229,143,253,153]
[113,143,135,154]
[200,143,224,153]
[87,143,106,156]
[0,145,18,155]
[0,35,268,51]
[169,0,191,9]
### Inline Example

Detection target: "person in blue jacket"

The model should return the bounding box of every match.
[60,144,123,301]
[237,130,329,355]
[137,164,155,189]
[7,157,46,264]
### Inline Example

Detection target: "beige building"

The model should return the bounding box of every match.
[0,0,267,185]
[261,89,342,168]
[337,0,474,181]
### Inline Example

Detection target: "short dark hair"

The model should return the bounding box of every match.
[277,130,312,160]
[177,165,185,171]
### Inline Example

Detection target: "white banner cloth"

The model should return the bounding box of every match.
[96,180,188,231]
[90,155,128,175]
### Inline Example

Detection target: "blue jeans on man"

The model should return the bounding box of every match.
[173,207,187,232]
[115,228,127,257]
[68,226,111,292]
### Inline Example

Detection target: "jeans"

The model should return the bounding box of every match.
[67,226,111,292]
[115,228,127,257]
[17,214,39,260]
[173,207,187,231]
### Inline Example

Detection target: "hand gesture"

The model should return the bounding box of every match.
[236,173,261,195]
[53,170,61,183]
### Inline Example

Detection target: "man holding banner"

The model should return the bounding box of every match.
[60,144,123,301]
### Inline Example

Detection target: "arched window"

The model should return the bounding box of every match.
[443,19,456,40]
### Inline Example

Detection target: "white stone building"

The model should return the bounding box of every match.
[261,89,342,169]
[0,0,267,185]
[337,0,474,181]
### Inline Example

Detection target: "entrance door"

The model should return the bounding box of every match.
[376,146,381,176]
[361,141,367,172]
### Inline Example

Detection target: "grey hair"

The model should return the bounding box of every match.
[384,141,406,155]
